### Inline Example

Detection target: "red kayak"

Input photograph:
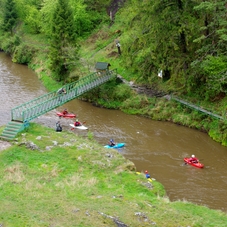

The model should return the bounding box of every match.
[184,158,204,168]
[57,112,76,118]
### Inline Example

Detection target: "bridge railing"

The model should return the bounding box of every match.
[11,69,117,122]
[171,95,225,121]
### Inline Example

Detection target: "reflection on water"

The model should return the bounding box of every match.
[1,52,227,213]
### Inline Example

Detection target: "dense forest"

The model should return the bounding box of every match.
[0,0,227,99]
[0,0,227,143]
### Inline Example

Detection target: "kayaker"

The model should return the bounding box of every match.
[188,154,198,163]
[109,139,116,147]
[56,121,62,132]
[74,119,81,126]
[145,170,151,179]
[62,109,68,115]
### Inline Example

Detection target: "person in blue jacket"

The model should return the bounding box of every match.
[145,170,150,179]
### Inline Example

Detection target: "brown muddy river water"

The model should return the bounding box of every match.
[1,52,227,213]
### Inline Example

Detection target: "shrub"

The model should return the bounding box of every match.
[12,43,36,64]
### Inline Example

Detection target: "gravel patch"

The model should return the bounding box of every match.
[0,140,11,152]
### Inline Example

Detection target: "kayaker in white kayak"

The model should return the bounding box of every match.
[74,119,82,127]
[188,154,198,163]
[109,139,116,147]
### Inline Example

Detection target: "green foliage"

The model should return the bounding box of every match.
[112,83,133,101]
[0,33,20,53]
[24,5,41,34]
[39,73,63,92]
[0,123,226,226]
[49,0,79,81]
[12,43,36,64]
[121,94,153,111]
[82,79,134,109]
[118,0,199,86]
[2,0,18,33]
[200,55,227,99]
[69,0,94,37]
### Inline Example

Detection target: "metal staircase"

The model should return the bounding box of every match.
[0,69,117,141]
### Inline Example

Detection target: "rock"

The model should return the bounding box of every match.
[45,146,53,151]
[25,141,39,150]
[52,141,58,146]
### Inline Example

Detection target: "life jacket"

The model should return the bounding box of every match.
[75,122,80,126]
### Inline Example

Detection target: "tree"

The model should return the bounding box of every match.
[120,0,199,84]
[189,0,227,99]
[49,0,79,81]
[2,0,18,33]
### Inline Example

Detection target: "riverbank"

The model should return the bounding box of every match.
[0,123,227,226]
[75,27,227,147]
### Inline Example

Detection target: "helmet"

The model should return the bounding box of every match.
[76,119,79,121]
[145,170,148,173]
[110,139,113,142]
[191,155,195,158]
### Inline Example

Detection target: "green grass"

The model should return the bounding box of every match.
[0,123,227,226]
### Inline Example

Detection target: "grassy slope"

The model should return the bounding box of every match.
[0,124,227,226]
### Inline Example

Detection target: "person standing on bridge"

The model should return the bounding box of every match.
[57,87,66,102]
[57,87,66,94]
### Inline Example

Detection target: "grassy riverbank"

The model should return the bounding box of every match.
[0,124,227,226]
[25,27,227,147]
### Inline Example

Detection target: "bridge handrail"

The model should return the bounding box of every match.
[171,95,225,120]
[11,69,117,122]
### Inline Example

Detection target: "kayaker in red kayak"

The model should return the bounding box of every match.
[62,109,68,115]
[188,154,198,163]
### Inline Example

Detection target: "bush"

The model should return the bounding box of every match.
[0,34,21,54]
[12,43,36,64]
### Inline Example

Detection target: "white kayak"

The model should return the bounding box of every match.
[70,123,88,130]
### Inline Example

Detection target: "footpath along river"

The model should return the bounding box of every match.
[1,52,227,213]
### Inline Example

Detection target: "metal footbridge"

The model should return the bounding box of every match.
[0,69,117,140]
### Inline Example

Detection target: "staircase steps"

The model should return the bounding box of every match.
[0,121,24,141]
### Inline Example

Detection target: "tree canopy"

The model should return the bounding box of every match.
[2,0,17,33]
[0,0,226,96]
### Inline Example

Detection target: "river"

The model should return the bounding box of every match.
[1,52,227,213]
